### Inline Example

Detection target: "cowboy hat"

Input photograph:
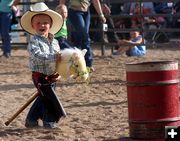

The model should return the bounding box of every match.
[20,2,63,35]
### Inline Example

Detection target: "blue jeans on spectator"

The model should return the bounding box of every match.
[68,8,93,67]
[126,45,146,57]
[0,12,12,57]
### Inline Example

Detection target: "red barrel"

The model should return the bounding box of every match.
[126,60,180,139]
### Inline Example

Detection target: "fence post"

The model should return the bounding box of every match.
[23,0,31,43]
[100,23,106,56]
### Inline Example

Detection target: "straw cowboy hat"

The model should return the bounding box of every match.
[20,2,63,35]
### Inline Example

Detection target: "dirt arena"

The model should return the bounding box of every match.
[0,43,180,141]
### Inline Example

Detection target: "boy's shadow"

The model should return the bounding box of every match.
[0,128,29,137]
[0,127,54,137]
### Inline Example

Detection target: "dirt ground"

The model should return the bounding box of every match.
[0,43,180,141]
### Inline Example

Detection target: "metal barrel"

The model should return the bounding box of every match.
[126,60,180,139]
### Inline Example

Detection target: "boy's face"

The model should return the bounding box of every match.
[60,7,68,19]
[31,14,52,37]
[130,31,139,38]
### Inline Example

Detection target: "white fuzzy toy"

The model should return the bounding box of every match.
[56,48,89,81]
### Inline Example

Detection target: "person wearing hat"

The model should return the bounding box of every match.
[0,0,20,58]
[20,2,66,128]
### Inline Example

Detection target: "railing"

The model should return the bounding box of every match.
[1,0,180,55]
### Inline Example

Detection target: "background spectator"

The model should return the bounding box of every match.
[59,0,106,72]
[130,2,155,28]
[55,4,73,49]
[113,30,146,57]
[0,0,20,58]
[153,2,174,28]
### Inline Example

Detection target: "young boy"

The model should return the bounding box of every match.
[20,2,66,128]
[113,31,146,57]
[55,4,72,49]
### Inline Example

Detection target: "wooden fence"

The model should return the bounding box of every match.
[1,0,180,55]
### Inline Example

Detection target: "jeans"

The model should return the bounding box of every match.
[0,12,12,55]
[126,45,146,57]
[68,8,93,67]
[26,72,66,126]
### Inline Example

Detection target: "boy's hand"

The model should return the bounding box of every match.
[118,40,127,44]
[46,72,61,83]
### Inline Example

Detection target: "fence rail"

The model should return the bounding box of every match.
[1,0,180,55]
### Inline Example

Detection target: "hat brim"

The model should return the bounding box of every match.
[20,9,63,35]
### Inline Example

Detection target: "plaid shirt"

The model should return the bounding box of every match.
[27,34,60,75]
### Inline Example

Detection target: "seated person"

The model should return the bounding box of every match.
[153,2,174,28]
[154,2,174,14]
[113,31,146,57]
[130,2,155,28]
[173,2,180,31]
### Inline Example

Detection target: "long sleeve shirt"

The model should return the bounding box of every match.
[27,34,60,75]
